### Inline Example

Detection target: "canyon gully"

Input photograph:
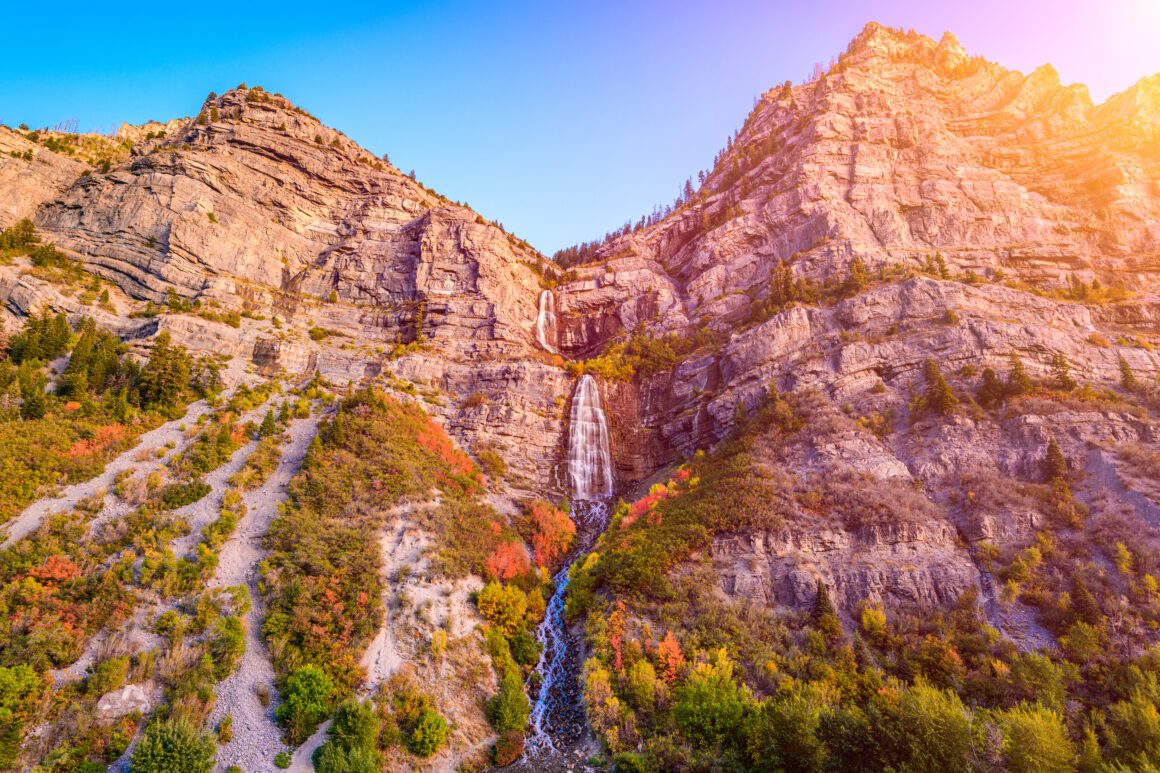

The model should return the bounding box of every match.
[523,374,613,766]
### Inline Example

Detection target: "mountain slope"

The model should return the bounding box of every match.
[0,21,1159,773]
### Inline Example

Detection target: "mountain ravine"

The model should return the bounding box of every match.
[0,20,1159,773]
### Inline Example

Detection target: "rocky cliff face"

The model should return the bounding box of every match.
[1,24,1158,627]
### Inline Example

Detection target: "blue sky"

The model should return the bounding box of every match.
[1,0,1157,254]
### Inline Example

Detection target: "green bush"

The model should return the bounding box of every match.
[674,649,749,749]
[275,665,335,744]
[130,718,215,773]
[159,480,212,510]
[997,703,1076,773]
[509,631,541,666]
[486,670,530,733]
[406,707,450,757]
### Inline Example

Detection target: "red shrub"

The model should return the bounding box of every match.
[485,541,531,581]
[529,500,575,568]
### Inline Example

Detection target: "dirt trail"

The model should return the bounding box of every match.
[209,410,323,773]
[2,398,216,547]
[359,523,409,693]
[290,720,331,772]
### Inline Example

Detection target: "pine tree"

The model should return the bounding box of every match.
[976,368,1006,407]
[846,258,870,295]
[1044,439,1068,482]
[770,260,795,308]
[1070,575,1102,626]
[258,409,276,438]
[811,579,842,642]
[1119,356,1139,391]
[1051,353,1077,391]
[935,253,949,279]
[19,376,47,420]
[923,359,958,416]
[1007,354,1033,396]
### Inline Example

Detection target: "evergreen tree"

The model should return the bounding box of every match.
[1050,353,1077,391]
[1069,575,1102,626]
[770,260,795,308]
[845,258,870,295]
[935,253,949,279]
[1119,355,1139,391]
[258,409,277,438]
[976,368,1006,407]
[1007,354,1033,396]
[923,359,958,416]
[19,375,47,420]
[1044,439,1068,482]
[811,579,842,642]
[137,332,191,410]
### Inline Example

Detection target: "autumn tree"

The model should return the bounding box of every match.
[528,500,575,568]
[656,631,685,684]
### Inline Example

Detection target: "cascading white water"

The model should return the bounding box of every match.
[535,289,558,354]
[566,374,613,501]
[524,375,613,763]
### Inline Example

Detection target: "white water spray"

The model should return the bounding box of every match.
[524,375,614,762]
[535,289,558,354]
[566,374,613,501]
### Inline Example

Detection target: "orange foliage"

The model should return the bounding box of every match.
[65,424,127,459]
[417,417,475,476]
[63,401,81,412]
[609,601,626,672]
[529,500,576,568]
[485,540,531,581]
[28,554,81,584]
[656,630,685,683]
[622,467,695,529]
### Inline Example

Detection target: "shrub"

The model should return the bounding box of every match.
[509,631,542,666]
[477,582,528,637]
[493,730,525,766]
[996,703,1076,773]
[159,481,212,510]
[406,706,450,757]
[315,743,379,773]
[130,718,215,773]
[274,751,291,768]
[275,665,335,744]
[486,670,531,733]
[674,649,748,748]
[328,699,380,754]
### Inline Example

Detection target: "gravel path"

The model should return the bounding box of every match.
[2,398,215,547]
[209,410,323,773]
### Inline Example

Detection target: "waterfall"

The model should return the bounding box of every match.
[523,375,614,763]
[535,289,558,353]
[567,374,612,501]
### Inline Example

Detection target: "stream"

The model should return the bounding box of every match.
[521,374,613,768]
